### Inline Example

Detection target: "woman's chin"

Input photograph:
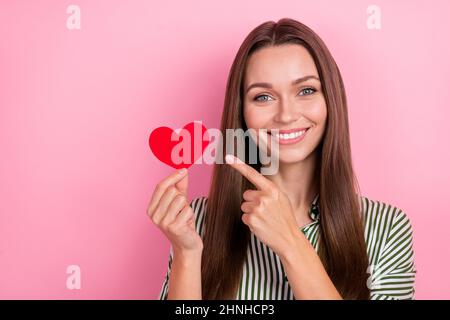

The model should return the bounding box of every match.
[259,146,313,166]
[278,158,306,166]
[276,147,319,166]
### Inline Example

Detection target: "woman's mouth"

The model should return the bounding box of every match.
[268,127,311,145]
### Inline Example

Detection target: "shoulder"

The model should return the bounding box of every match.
[189,196,208,238]
[359,195,409,223]
[358,195,417,298]
[357,194,414,251]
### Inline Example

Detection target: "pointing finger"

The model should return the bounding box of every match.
[225,154,274,192]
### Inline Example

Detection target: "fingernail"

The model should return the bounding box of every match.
[225,154,234,164]
[178,168,187,174]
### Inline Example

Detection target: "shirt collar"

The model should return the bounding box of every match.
[309,193,320,221]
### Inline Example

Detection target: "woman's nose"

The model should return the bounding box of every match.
[273,99,299,124]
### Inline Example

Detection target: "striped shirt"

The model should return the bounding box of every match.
[159,194,417,300]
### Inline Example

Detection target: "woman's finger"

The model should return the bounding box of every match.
[243,189,261,202]
[172,204,194,228]
[152,186,180,224]
[225,154,274,192]
[161,194,188,226]
[147,169,187,217]
[241,201,255,213]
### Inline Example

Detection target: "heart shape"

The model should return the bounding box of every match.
[149,121,210,169]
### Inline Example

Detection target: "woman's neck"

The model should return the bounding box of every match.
[261,152,319,223]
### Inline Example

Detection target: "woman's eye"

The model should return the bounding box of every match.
[253,88,316,102]
[254,94,273,102]
[299,87,316,95]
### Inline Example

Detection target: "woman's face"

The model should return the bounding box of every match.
[243,44,327,165]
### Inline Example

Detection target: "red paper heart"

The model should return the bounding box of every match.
[149,122,210,169]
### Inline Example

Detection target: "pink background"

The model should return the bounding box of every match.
[1,0,449,299]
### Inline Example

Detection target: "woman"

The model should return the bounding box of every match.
[148,18,417,300]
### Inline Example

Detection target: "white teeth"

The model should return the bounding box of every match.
[274,129,307,140]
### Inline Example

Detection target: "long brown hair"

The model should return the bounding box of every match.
[201,18,369,299]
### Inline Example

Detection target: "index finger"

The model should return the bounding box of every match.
[225,154,273,191]
[147,168,188,214]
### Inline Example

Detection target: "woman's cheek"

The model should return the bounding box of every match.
[244,105,266,129]
[309,97,327,120]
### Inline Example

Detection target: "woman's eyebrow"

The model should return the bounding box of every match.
[245,75,320,94]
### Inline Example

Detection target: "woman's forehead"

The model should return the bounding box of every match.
[244,44,319,87]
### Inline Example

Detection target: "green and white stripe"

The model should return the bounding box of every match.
[159,194,416,300]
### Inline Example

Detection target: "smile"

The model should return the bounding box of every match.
[268,127,311,145]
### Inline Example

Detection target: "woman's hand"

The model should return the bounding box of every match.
[147,168,203,255]
[225,154,300,257]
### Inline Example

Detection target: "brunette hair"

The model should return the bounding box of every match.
[201,18,369,299]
